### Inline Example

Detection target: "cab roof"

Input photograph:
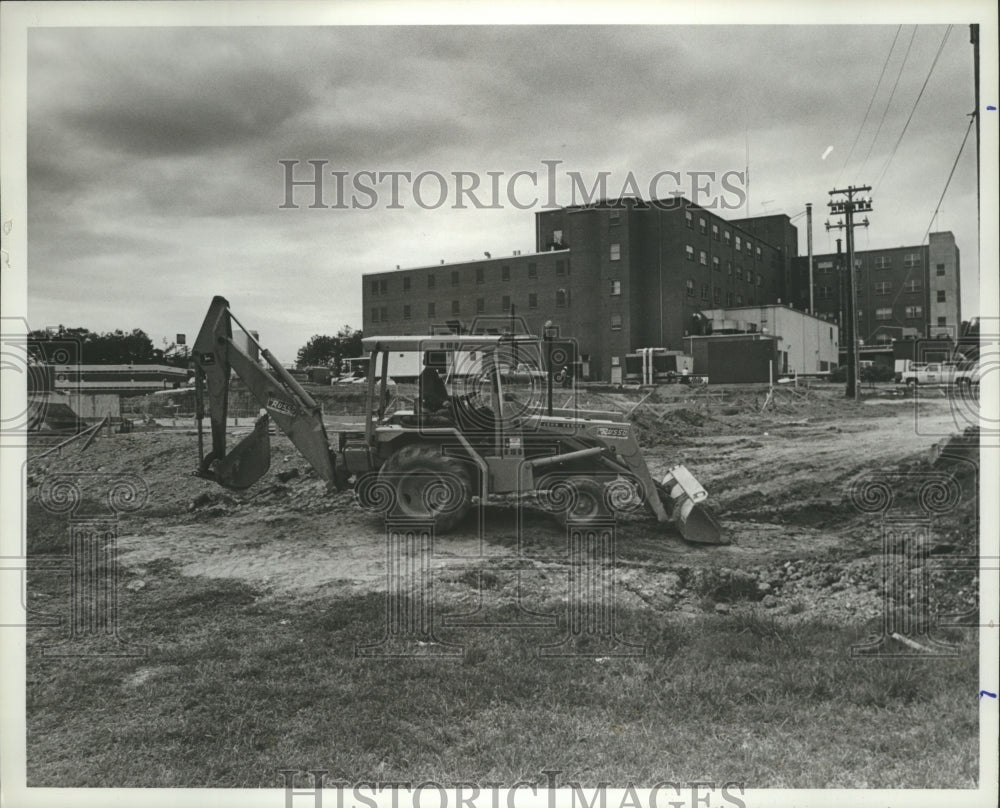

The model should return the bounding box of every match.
[362,335,537,352]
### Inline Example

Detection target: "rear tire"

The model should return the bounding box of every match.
[379,443,473,533]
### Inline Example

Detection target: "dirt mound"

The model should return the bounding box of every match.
[630,407,720,444]
[26,430,330,519]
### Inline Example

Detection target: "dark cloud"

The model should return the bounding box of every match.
[24,23,981,361]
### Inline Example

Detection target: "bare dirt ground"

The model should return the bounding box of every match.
[25,386,980,627]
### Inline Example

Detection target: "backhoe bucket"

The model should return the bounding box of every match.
[214,414,272,490]
[662,465,728,545]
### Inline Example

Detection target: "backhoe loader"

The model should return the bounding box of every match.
[192,296,725,544]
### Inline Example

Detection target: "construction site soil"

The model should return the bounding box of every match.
[26,386,980,628]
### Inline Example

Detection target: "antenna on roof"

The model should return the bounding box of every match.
[744,126,750,219]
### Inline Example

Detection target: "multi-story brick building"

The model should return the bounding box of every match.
[363,198,795,381]
[792,231,961,345]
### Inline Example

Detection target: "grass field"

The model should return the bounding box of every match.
[26,500,978,789]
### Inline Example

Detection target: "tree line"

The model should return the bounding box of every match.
[29,325,364,370]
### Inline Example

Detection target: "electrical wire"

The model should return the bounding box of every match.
[919,114,975,247]
[881,113,974,316]
[837,25,902,186]
[874,25,954,190]
[861,26,918,174]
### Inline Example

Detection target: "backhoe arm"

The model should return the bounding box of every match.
[193,296,339,490]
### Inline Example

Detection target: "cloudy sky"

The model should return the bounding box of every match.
[19,12,988,362]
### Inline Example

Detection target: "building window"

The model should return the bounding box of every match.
[726,292,734,306]
[736,294,743,305]
[735,267,742,282]
[556,260,566,276]
[723,230,731,244]
[874,256,892,270]
[875,281,892,295]
[936,290,946,303]
[403,276,411,292]
[699,217,707,234]
[610,279,622,296]
[380,306,387,320]
[380,280,387,294]
[556,289,567,307]
[905,305,923,319]
[817,260,833,274]
[818,286,832,299]
[476,298,485,314]
[904,279,922,293]
[610,314,623,331]
[936,263,946,276]
[528,293,538,309]
[428,274,436,289]
[756,273,763,287]
[712,224,719,240]
[699,250,707,266]
[755,246,762,260]
[685,279,695,297]
[502,295,511,312]
[528,262,537,278]
[427,302,435,317]
[712,256,720,271]
[875,307,892,321]
[685,245,694,261]
[700,283,709,301]
[610,243,621,261]
[937,316,947,327]
[553,228,565,243]
[903,253,921,268]
[875,333,893,344]
[727,261,733,277]
[713,287,721,304]
[685,211,693,229]
[735,235,741,251]
[451,300,460,315]
[451,270,460,286]
[370,280,379,295]
[746,240,752,256]
[402,304,411,319]
[476,267,484,284]
[371,307,379,322]
[501,265,510,281]
[608,211,620,225]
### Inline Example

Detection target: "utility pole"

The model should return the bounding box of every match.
[836,237,844,336]
[806,203,814,312]
[826,185,872,400]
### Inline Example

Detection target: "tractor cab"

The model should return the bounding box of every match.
[360,335,545,440]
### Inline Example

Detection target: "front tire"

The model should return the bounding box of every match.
[379,444,473,533]
[551,477,609,527]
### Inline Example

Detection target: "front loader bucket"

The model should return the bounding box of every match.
[672,496,727,545]
[213,414,272,490]
[662,465,728,545]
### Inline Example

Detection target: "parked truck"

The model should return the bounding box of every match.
[899,361,979,389]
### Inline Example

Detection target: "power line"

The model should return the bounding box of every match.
[874,25,953,190]
[919,114,975,246]
[861,25,918,174]
[837,25,902,185]
[882,113,974,313]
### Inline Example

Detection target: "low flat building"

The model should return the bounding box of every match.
[696,304,840,374]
